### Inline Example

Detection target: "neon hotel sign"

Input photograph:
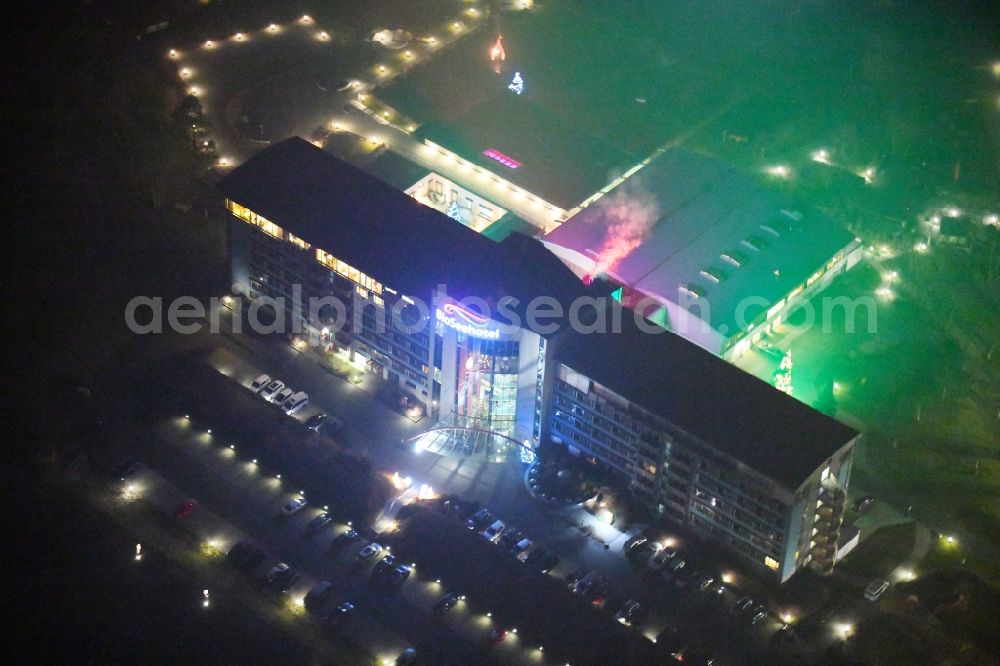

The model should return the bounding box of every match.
[482,148,521,170]
[436,302,500,339]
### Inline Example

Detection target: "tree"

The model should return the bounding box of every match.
[774,350,793,396]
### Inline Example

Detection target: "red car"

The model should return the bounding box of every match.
[173,499,198,520]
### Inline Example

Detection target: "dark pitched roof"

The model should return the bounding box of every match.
[218,137,591,322]
[553,304,858,489]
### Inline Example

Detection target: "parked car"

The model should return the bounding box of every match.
[511,538,533,558]
[750,609,769,626]
[864,578,890,601]
[357,542,383,560]
[173,499,198,520]
[498,528,524,550]
[695,575,716,593]
[307,511,333,532]
[282,497,307,516]
[265,562,290,583]
[467,508,491,530]
[853,496,876,513]
[282,391,309,414]
[329,529,359,553]
[325,602,355,626]
[265,563,301,591]
[433,592,460,614]
[304,581,334,612]
[487,628,509,646]
[732,596,754,614]
[636,540,663,565]
[373,554,398,576]
[388,564,411,587]
[395,648,418,665]
[570,571,605,597]
[481,520,506,542]
[648,547,677,570]
[259,380,285,400]
[250,374,271,392]
[616,599,644,627]
[272,387,294,406]
[660,558,686,582]
[304,413,327,430]
[623,534,647,554]
[518,542,543,563]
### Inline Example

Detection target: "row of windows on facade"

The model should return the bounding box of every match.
[231,200,387,296]
[550,420,632,471]
[695,472,784,522]
[551,415,634,462]
[357,328,429,380]
[553,388,637,443]
[690,512,782,565]
[691,500,782,551]
[556,379,680,454]
[691,493,781,540]
[360,314,429,361]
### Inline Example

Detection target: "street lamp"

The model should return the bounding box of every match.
[811,148,830,164]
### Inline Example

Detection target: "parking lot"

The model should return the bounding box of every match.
[91,296,806,664]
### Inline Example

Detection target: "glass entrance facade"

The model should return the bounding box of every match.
[450,335,519,436]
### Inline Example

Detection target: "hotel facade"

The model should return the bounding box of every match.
[221,138,858,581]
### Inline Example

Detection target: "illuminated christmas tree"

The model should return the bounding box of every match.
[774,350,793,396]
[446,200,461,222]
[508,71,524,95]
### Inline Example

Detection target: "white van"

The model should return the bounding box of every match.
[282,391,309,415]
[864,578,890,601]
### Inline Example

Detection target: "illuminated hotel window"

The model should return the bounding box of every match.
[357,287,369,299]
[373,295,384,307]
[314,249,382,294]
[287,233,311,250]
[227,200,284,239]
[764,556,780,570]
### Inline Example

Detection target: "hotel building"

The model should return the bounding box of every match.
[220,138,858,581]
